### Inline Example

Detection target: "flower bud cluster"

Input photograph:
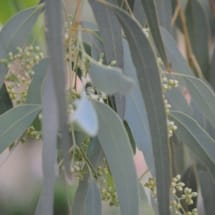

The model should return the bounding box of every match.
[167,119,178,138]
[145,174,198,215]
[96,161,119,207]
[5,45,44,105]
[162,76,179,92]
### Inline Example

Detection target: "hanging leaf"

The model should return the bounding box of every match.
[84,179,102,215]
[140,0,168,65]
[111,7,170,215]
[88,0,123,67]
[89,57,134,95]
[185,0,209,79]
[123,40,154,174]
[0,5,43,58]
[0,104,41,153]
[160,27,193,75]
[0,83,12,114]
[170,111,215,179]
[35,70,58,215]
[45,0,71,172]
[93,101,139,215]
[88,0,125,118]
[26,58,48,104]
[167,73,215,130]
[155,0,172,32]
[0,5,43,87]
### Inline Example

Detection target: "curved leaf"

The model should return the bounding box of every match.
[93,101,139,215]
[45,0,70,172]
[0,5,43,58]
[0,104,41,153]
[155,0,172,32]
[170,111,215,179]
[123,40,154,174]
[26,58,48,104]
[88,0,125,118]
[0,5,43,87]
[88,0,123,67]
[112,8,170,215]
[160,27,193,75]
[185,0,209,78]
[140,0,168,65]
[168,73,215,130]
[0,83,12,114]
[84,180,101,215]
[35,70,58,215]
[89,58,134,95]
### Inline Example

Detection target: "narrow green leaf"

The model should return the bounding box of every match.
[93,101,139,215]
[88,0,123,67]
[80,21,104,61]
[160,27,193,75]
[45,0,70,171]
[0,5,43,87]
[0,64,8,88]
[0,104,41,153]
[0,5,43,58]
[73,177,101,215]
[168,73,215,130]
[88,0,125,118]
[26,58,48,104]
[72,177,90,215]
[72,138,103,215]
[35,70,58,215]
[209,49,215,90]
[197,170,215,215]
[170,111,215,179]
[112,8,170,215]
[0,83,12,114]
[89,57,134,95]
[185,0,209,78]
[140,0,168,65]
[123,40,154,173]
[133,0,146,26]
[155,0,172,32]
[84,180,101,215]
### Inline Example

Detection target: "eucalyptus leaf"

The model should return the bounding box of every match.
[155,0,172,32]
[209,49,215,90]
[88,0,125,118]
[123,40,154,174]
[112,8,170,214]
[0,104,41,153]
[169,73,215,130]
[0,83,12,114]
[26,58,48,104]
[45,0,71,172]
[89,58,134,95]
[35,70,58,215]
[185,0,209,78]
[170,111,215,179]
[160,27,193,75]
[0,5,43,58]
[0,5,43,87]
[84,179,101,215]
[93,101,139,215]
[140,0,168,65]
[88,0,123,67]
